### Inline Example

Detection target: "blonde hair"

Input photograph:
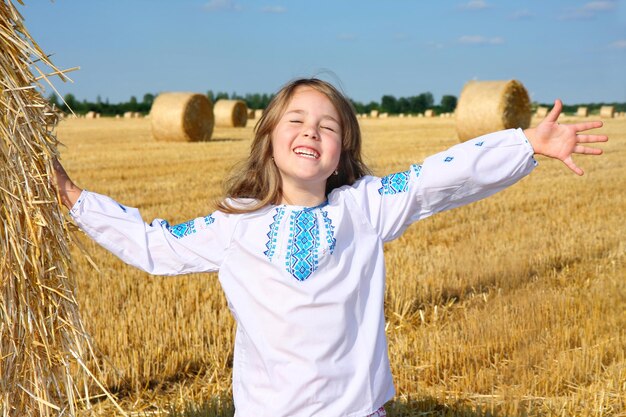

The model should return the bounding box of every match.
[218,78,371,213]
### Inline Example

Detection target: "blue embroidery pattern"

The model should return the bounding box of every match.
[264,207,286,260]
[444,156,454,162]
[163,219,196,239]
[286,211,319,282]
[378,170,410,195]
[204,214,215,226]
[378,164,422,195]
[321,211,336,253]
[264,206,336,282]
[475,141,484,147]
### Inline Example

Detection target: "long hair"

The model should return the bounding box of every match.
[218,78,371,213]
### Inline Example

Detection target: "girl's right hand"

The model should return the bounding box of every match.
[53,158,83,209]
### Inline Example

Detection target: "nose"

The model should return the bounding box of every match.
[302,124,320,140]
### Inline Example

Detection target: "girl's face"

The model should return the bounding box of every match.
[271,86,342,202]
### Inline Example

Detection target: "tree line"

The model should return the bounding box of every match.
[48,91,624,117]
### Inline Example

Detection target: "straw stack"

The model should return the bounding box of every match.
[150,92,214,141]
[0,1,123,415]
[535,106,548,118]
[600,106,615,118]
[214,99,248,127]
[576,107,589,117]
[455,80,531,142]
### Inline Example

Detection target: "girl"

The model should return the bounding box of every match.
[54,78,607,417]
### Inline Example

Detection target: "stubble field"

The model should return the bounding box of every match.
[56,115,625,416]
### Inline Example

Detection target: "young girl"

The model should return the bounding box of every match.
[54,78,607,417]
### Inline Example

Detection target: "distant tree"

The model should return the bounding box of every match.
[142,93,154,106]
[215,92,229,101]
[128,96,138,112]
[63,93,77,111]
[207,90,215,103]
[440,95,457,113]
[397,97,410,114]
[47,93,59,106]
[381,95,398,114]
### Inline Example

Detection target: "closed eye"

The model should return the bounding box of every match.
[321,125,335,132]
[289,120,303,124]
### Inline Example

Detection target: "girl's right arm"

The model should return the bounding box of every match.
[53,160,230,275]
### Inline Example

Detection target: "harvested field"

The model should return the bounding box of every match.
[56,116,625,416]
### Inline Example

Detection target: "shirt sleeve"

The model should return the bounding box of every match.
[343,128,537,242]
[69,190,234,275]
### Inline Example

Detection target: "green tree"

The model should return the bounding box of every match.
[47,93,59,106]
[63,93,77,112]
[142,93,154,106]
[381,95,398,114]
[440,95,457,113]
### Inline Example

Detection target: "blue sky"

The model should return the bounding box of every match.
[20,0,626,105]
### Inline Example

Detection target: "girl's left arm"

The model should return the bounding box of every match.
[524,99,608,176]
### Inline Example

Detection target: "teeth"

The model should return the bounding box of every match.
[294,147,319,159]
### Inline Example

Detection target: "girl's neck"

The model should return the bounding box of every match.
[279,186,326,207]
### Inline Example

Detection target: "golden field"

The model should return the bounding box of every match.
[55,115,625,416]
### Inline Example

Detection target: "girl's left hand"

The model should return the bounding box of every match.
[524,99,608,175]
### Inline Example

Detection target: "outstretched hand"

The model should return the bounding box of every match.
[524,99,608,175]
[53,158,83,209]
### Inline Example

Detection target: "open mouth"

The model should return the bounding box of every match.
[293,147,320,159]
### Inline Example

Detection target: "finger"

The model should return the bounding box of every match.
[545,99,563,123]
[573,145,603,155]
[563,156,584,176]
[568,120,604,132]
[575,134,609,144]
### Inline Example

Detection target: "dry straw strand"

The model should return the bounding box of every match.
[150,92,214,142]
[214,99,248,127]
[455,79,531,141]
[0,1,124,416]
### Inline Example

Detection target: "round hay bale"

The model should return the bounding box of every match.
[600,106,615,118]
[455,79,531,142]
[255,109,264,119]
[85,111,96,119]
[123,111,133,119]
[424,109,435,117]
[247,108,256,119]
[214,99,248,127]
[150,92,214,142]
[370,110,379,118]
[535,106,548,118]
[576,107,589,117]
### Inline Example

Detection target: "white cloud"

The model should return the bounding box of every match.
[425,41,445,49]
[261,6,287,14]
[460,0,490,10]
[583,1,617,11]
[458,35,504,45]
[610,39,626,48]
[509,9,534,20]
[204,0,242,12]
[559,0,617,20]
